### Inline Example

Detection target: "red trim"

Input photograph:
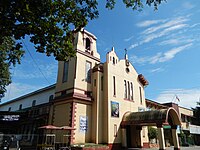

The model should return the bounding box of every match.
[138,74,149,86]
[92,65,104,73]
[70,102,77,144]
[54,93,93,105]
[108,143,121,150]
[55,87,92,94]
[143,142,150,148]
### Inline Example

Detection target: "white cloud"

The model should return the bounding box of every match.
[159,38,194,46]
[130,44,192,65]
[1,83,44,103]
[124,35,134,42]
[156,88,200,109]
[137,19,167,27]
[150,67,164,73]
[142,24,188,44]
[128,18,189,50]
[157,43,192,63]
[190,23,200,28]
[141,17,189,35]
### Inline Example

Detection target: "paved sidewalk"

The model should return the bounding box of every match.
[128,146,200,150]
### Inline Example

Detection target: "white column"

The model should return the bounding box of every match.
[157,126,165,150]
[172,126,180,150]
[121,128,127,147]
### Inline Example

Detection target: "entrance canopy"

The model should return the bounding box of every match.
[121,107,181,126]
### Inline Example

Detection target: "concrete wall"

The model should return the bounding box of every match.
[0,86,55,111]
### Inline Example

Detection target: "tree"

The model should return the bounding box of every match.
[0,0,165,99]
[148,126,158,141]
[192,102,200,125]
[0,37,24,100]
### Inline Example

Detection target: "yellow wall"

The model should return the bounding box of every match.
[103,49,148,144]
[52,102,71,142]
[55,58,76,96]
[74,103,92,143]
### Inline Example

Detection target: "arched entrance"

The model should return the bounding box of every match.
[121,107,181,150]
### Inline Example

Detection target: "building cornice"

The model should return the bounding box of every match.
[76,49,100,62]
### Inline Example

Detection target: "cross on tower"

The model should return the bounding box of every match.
[125,48,127,55]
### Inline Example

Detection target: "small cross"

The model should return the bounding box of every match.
[125,48,127,55]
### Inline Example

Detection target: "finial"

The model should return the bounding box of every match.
[125,48,128,60]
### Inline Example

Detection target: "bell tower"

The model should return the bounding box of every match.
[51,29,101,144]
[55,28,100,99]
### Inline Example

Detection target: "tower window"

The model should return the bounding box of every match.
[113,57,115,64]
[85,38,91,50]
[63,61,69,82]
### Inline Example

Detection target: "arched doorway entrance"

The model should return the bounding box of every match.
[121,107,181,150]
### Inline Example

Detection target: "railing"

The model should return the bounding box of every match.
[189,124,200,134]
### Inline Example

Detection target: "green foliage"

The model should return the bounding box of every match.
[0,37,24,100]
[148,126,158,140]
[192,102,200,125]
[0,0,165,100]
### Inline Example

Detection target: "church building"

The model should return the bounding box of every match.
[0,29,182,150]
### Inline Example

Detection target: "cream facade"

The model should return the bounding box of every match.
[0,29,189,149]
[50,29,150,148]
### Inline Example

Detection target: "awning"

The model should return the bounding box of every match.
[121,107,181,126]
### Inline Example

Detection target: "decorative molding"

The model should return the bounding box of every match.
[70,102,77,144]
[76,49,100,62]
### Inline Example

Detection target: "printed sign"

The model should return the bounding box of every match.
[80,116,88,133]
[0,115,20,121]
[111,101,119,117]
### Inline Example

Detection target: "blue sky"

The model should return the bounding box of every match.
[2,0,200,109]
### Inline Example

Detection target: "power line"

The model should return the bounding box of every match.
[22,40,50,84]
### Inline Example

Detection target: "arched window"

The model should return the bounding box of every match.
[124,80,127,99]
[32,100,36,107]
[85,38,91,50]
[49,95,54,101]
[19,104,22,110]
[131,82,133,100]
[113,57,115,64]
